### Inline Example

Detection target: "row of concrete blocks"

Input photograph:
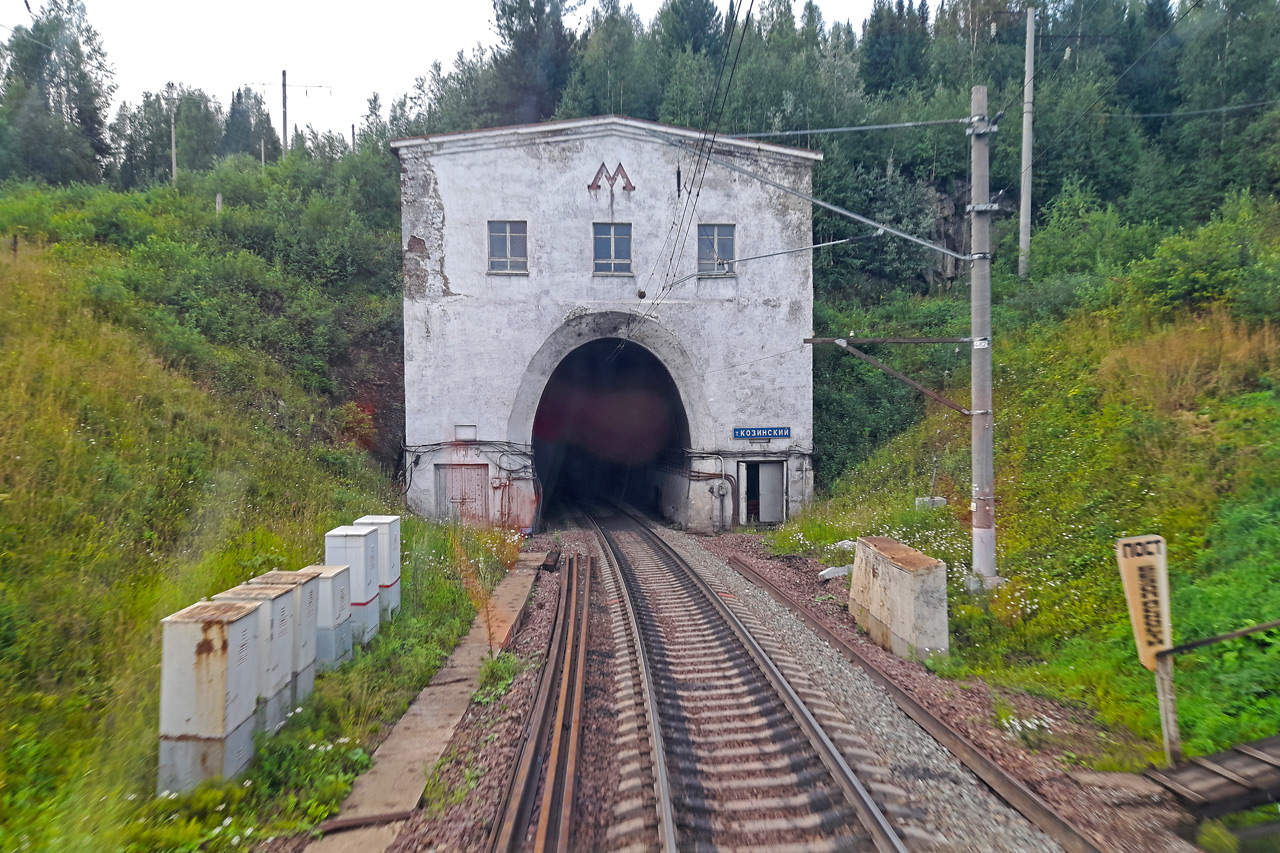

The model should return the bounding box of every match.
[157,515,402,794]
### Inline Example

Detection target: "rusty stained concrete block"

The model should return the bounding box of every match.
[848,535,949,660]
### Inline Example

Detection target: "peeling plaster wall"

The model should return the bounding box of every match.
[395,119,818,533]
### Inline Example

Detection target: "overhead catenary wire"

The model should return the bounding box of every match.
[646,4,753,315]
[612,0,753,359]
[0,20,114,78]
[735,118,970,138]
[621,1,745,339]
[1086,99,1280,119]
[996,0,1204,201]
[652,132,972,262]
[656,1,753,292]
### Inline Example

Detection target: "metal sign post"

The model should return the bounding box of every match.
[1116,535,1179,765]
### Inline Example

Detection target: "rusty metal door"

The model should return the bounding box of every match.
[435,464,490,523]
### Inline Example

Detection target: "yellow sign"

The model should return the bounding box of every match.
[1116,535,1172,671]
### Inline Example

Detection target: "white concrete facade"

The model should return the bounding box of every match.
[392,117,819,533]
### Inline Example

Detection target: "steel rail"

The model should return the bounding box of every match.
[726,554,1106,853]
[556,556,592,853]
[600,508,908,853]
[583,512,680,852]
[487,552,578,853]
[533,553,592,852]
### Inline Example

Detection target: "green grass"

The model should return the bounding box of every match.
[472,651,527,706]
[0,246,521,850]
[771,201,1280,762]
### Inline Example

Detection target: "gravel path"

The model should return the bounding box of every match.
[650,524,1066,853]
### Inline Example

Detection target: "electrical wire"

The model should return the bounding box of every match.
[0,20,114,78]
[1087,99,1280,119]
[652,2,751,299]
[615,7,743,352]
[610,0,752,361]
[995,0,1203,202]
[735,118,970,138]
[628,2,755,339]
[672,345,805,379]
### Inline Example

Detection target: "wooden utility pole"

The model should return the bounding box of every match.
[282,70,288,154]
[969,86,999,587]
[1019,7,1036,278]
[1155,655,1183,765]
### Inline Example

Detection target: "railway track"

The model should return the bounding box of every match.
[485,504,1118,852]
[588,505,928,852]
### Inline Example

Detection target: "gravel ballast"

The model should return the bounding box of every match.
[650,525,1069,853]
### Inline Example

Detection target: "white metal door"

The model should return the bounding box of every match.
[758,461,785,523]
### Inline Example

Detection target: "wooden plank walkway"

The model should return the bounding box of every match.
[1146,734,1280,818]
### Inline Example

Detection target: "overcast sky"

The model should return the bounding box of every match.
[3,0,877,138]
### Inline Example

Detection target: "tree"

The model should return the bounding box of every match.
[557,0,662,120]
[110,92,169,189]
[654,0,724,57]
[222,87,281,162]
[0,0,114,182]
[172,86,222,173]
[490,0,577,123]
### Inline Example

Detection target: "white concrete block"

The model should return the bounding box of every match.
[351,593,380,645]
[353,515,402,622]
[159,601,259,739]
[316,619,353,671]
[848,536,949,659]
[158,714,255,794]
[818,564,851,580]
[304,564,352,629]
[249,570,320,705]
[324,527,380,644]
[212,584,296,732]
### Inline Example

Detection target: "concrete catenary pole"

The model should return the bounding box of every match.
[169,100,177,185]
[282,70,288,154]
[1018,7,1036,278]
[969,86,999,586]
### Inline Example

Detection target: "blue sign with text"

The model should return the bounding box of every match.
[733,427,791,440]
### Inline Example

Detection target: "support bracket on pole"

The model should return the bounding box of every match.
[808,339,973,416]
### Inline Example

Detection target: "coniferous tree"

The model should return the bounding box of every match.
[0,0,114,182]
[557,0,661,119]
[655,0,725,57]
[222,87,282,162]
[491,0,577,123]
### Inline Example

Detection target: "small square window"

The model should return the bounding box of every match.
[697,224,735,274]
[593,222,632,274]
[488,221,528,273]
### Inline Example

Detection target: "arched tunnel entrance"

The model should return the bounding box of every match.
[532,338,690,522]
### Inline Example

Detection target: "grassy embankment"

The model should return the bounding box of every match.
[0,234,514,847]
[774,192,1280,764]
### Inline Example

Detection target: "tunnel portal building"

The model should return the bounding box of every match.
[392,116,819,534]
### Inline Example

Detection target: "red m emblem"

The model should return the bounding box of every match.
[587,162,635,191]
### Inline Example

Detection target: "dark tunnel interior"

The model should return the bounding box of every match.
[532,338,689,523]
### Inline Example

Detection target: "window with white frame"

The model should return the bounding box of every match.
[697,224,735,274]
[593,222,632,274]
[488,221,528,272]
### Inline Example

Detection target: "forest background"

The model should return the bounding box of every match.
[2,0,1280,848]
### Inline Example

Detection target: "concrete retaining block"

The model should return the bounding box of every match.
[848,536,948,659]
